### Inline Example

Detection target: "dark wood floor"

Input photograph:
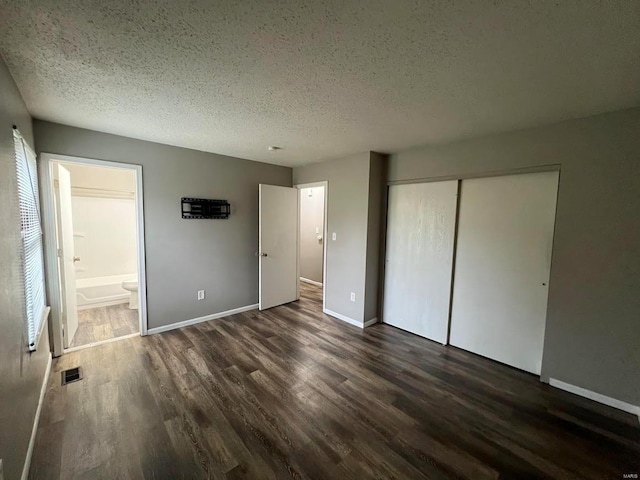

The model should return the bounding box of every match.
[70,303,139,347]
[32,283,639,479]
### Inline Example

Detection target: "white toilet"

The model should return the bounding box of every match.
[121,280,139,309]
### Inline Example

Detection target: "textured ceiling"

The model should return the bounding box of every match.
[1,1,639,167]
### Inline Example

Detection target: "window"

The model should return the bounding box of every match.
[14,128,48,351]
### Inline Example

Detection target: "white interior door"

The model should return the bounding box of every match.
[259,184,299,310]
[383,181,458,343]
[55,164,79,347]
[449,171,559,374]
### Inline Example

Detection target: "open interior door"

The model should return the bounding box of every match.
[54,164,79,347]
[259,184,298,310]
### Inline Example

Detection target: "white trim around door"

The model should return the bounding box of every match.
[40,153,148,357]
[295,181,328,313]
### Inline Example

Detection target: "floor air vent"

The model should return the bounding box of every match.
[61,367,83,385]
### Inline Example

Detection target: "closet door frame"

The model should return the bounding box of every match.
[380,164,561,350]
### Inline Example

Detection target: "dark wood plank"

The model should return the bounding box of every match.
[30,282,640,479]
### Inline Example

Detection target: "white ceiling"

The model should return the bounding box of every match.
[1,1,639,167]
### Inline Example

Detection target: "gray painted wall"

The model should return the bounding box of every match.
[293,152,382,324]
[33,121,292,330]
[294,153,371,322]
[0,57,51,480]
[299,187,324,284]
[389,107,640,406]
[364,153,386,322]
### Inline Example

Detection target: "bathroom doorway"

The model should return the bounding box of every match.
[41,154,147,356]
[296,182,327,313]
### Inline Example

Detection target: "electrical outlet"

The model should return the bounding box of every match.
[332,232,337,241]
[350,292,356,302]
[197,290,205,301]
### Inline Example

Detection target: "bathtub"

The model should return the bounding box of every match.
[76,273,137,310]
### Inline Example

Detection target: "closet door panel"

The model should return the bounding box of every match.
[383,181,458,343]
[450,171,559,374]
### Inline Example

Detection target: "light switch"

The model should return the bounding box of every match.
[315,226,319,234]
[332,232,337,241]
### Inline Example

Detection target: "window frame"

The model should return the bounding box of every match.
[14,127,49,351]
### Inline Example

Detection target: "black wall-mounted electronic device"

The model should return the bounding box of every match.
[181,197,230,219]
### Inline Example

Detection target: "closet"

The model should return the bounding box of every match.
[383,171,559,374]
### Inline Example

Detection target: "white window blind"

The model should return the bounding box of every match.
[14,128,47,351]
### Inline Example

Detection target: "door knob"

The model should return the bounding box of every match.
[260,253,268,257]
[73,257,81,263]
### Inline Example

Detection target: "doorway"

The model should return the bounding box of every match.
[296,182,327,312]
[41,154,147,356]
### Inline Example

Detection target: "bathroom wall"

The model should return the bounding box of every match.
[299,186,325,284]
[65,163,137,280]
[71,196,137,280]
[66,162,136,192]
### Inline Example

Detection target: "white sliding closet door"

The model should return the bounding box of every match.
[383,181,458,344]
[450,171,559,374]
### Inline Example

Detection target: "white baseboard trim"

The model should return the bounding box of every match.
[549,378,640,420]
[22,352,52,480]
[324,308,363,328]
[363,317,378,328]
[147,304,259,335]
[300,277,323,287]
[324,309,376,329]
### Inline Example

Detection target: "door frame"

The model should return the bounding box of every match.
[294,181,328,312]
[40,153,148,357]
